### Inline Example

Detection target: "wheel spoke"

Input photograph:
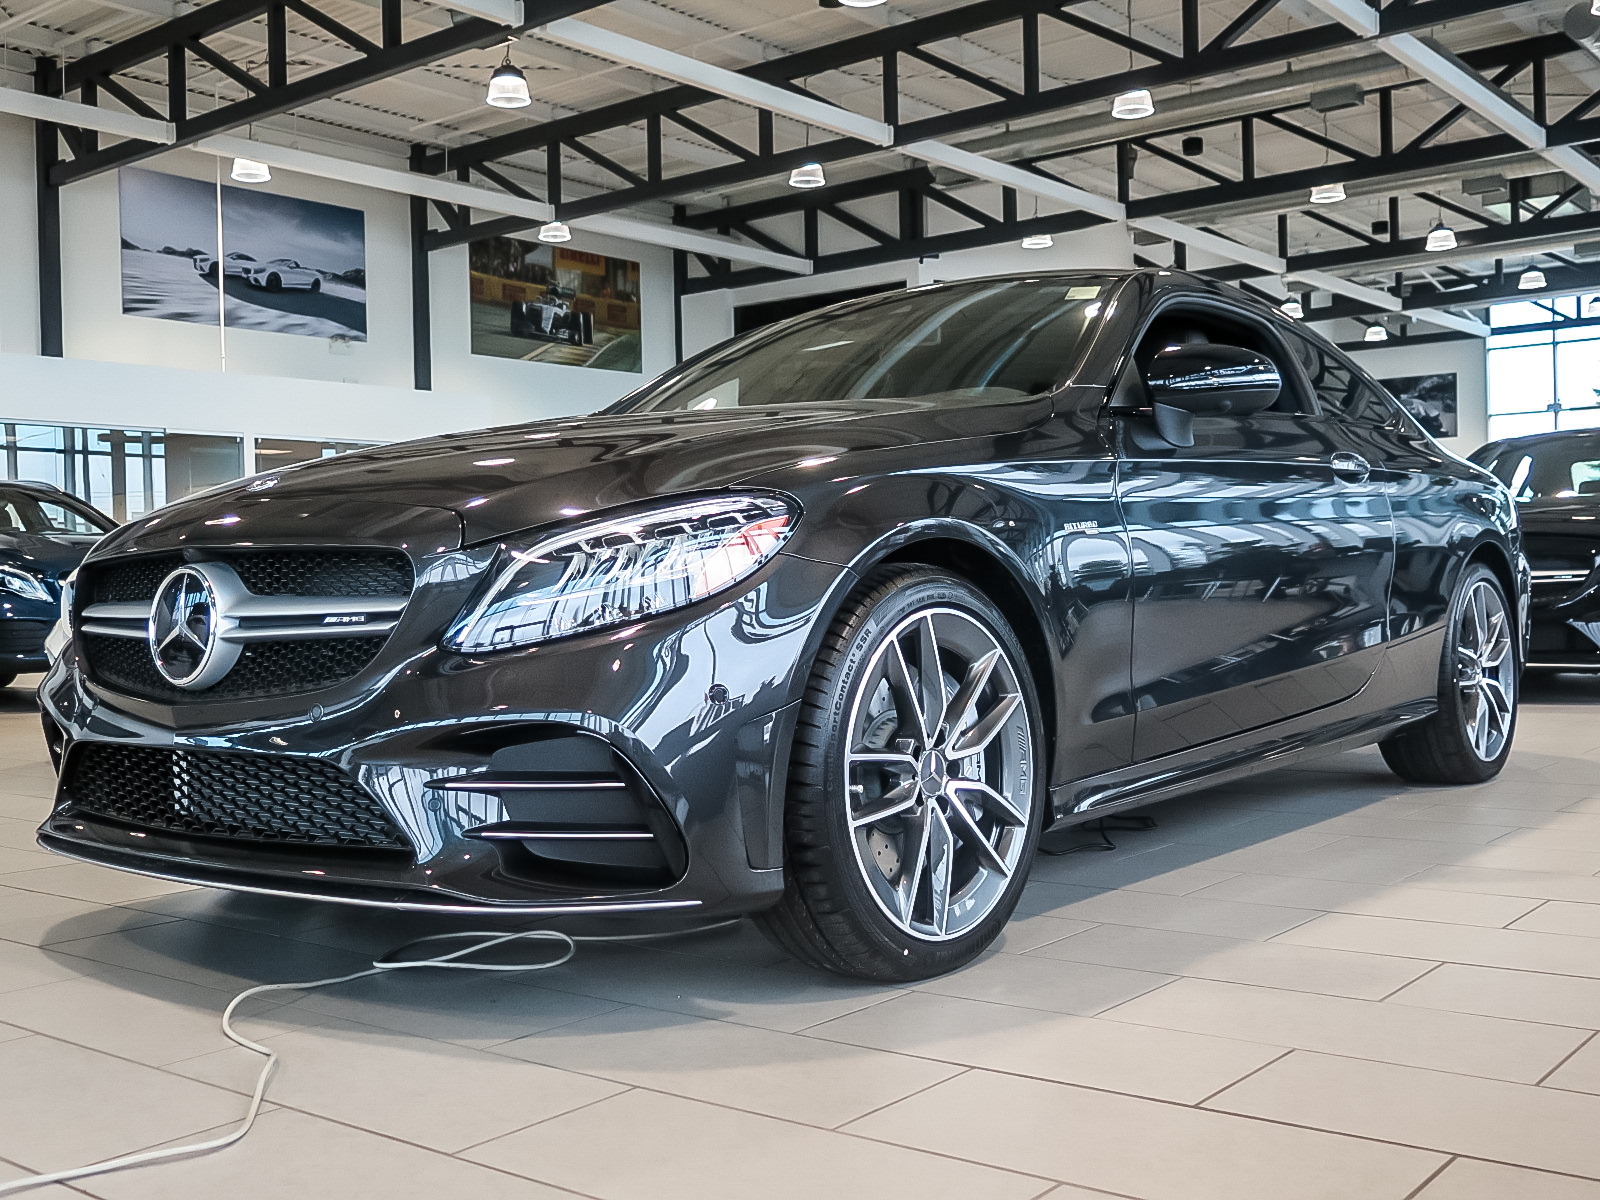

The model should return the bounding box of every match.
[947,778,1028,827]
[941,787,1011,878]
[851,782,919,827]
[849,751,918,773]
[941,650,1000,747]
[897,804,932,926]
[926,804,955,936]
[916,616,946,743]
[1482,677,1512,731]
[948,693,1022,758]
[886,642,929,748]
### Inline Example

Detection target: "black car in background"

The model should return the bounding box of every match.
[1472,429,1600,669]
[0,482,113,685]
[38,270,1526,981]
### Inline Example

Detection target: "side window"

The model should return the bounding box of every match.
[1285,329,1391,425]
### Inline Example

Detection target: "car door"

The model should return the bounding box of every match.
[1113,300,1396,762]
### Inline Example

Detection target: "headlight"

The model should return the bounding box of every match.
[44,570,73,663]
[447,493,796,652]
[0,564,51,603]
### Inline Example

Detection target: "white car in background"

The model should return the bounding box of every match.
[239,258,323,293]
[192,251,258,279]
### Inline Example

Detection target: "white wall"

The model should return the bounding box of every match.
[0,123,671,464]
[1347,335,1488,456]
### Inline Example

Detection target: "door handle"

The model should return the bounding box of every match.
[1330,452,1370,481]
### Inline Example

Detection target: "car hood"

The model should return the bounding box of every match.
[0,531,98,579]
[112,398,1050,549]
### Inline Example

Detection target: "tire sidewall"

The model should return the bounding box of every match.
[809,570,1045,976]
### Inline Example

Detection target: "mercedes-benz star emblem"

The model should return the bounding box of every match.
[148,566,241,689]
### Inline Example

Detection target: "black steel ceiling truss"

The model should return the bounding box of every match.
[413,0,1524,252]
[35,0,614,186]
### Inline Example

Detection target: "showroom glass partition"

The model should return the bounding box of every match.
[253,437,375,469]
[0,421,243,523]
[1487,294,1600,440]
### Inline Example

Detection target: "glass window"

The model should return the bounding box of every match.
[0,490,113,535]
[618,277,1113,413]
[1476,432,1600,499]
[1283,329,1390,424]
[254,437,375,470]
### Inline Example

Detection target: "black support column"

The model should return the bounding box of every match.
[408,145,432,391]
[34,58,62,358]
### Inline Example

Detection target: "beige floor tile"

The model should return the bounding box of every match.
[495,1004,960,1126]
[0,1022,27,1043]
[1013,882,1319,940]
[170,1018,624,1154]
[1537,1033,1600,1094]
[1101,976,1587,1083]
[1,862,195,905]
[913,945,1173,1014]
[1308,814,1519,845]
[1387,963,1600,1029]
[1189,838,1445,886]
[1184,873,1542,927]
[1208,1051,1600,1177]
[1025,843,1243,895]
[0,885,178,947]
[990,911,1099,954]
[1414,1158,1600,1199]
[1029,923,1434,999]
[1510,901,1600,938]
[75,1108,580,1200]
[845,1067,1444,1200]
[0,843,58,874]
[0,1034,249,1176]
[0,936,109,994]
[1404,864,1600,905]
[805,989,1284,1104]
[513,942,904,1033]
[1275,912,1600,977]
[466,1087,1047,1200]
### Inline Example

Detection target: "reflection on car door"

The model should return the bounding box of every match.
[1115,315,1396,762]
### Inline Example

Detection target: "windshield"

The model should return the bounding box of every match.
[617,276,1114,413]
[0,490,113,536]
[1476,434,1600,501]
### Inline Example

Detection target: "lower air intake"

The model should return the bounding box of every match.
[63,743,411,851]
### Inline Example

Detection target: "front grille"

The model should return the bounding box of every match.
[83,632,390,702]
[77,548,412,704]
[230,550,412,598]
[1524,534,1600,599]
[0,620,51,656]
[63,742,411,851]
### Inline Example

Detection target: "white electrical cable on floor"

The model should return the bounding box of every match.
[0,920,738,1197]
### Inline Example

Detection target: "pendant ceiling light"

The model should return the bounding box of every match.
[486,45,531,109]
[230,157,270,184]
[1518,267,1547,290]
[1281,298,1304,319]
[1425,221,1457,252]
[1309,182,1346,204]
[788,162,826,188]
[538,221,572,243]
[1020,233,1054,250]
[1364,323,1389,342]
[1111,0,1153,120]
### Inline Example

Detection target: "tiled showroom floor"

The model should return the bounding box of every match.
[6,678,1600,1200]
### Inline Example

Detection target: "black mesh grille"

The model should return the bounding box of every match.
[63,742,411,850]
[0,620,51,656]
[83,633,390,702]
[89,554,185,604]
[230,551,412,598]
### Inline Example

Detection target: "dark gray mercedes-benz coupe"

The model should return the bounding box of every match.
[37,269,1527,980]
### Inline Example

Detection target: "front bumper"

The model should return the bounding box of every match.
[37,551,848,917]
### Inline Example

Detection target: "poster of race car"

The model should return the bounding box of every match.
[1380,372,1458,438]
[118,166,367,341]
[469,236,641,372]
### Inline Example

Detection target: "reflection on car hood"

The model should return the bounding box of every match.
[109,399,1047,548]
[0,531,98,579]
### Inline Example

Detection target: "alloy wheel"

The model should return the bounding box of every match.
[844,607,1034,941]
[1456,578,1515,762]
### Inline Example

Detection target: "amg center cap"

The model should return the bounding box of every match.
[148,564,243,689]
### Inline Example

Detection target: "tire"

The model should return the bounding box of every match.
[1381,562,1518,784]
[755,566,1045,981]
[309,278,321,293]
[265,274,282,292]
[0,672,16,688]
[206,262,219,278]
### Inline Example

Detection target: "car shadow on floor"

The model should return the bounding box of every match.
[23,671,1600,1053]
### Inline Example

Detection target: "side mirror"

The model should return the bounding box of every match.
[1141,343,1283,446]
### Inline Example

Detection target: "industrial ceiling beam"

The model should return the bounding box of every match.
[0,82,173,141]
